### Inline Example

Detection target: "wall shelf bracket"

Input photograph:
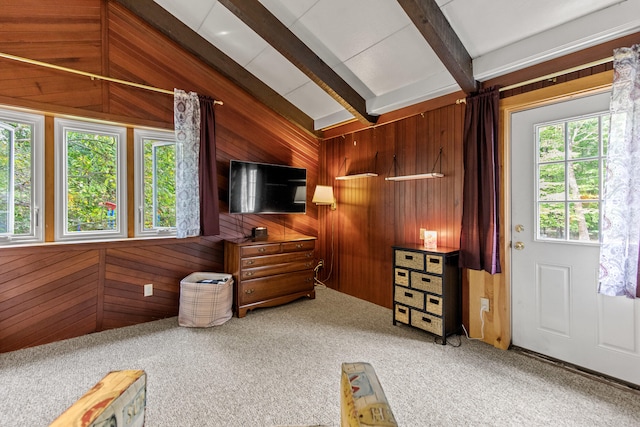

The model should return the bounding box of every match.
[385,147,444,181]
[335,152,379,180]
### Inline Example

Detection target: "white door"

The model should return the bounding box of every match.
[511,91,640,386]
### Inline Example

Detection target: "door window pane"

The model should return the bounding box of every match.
[538,123,565,162]
[568,117,600,158]
[538,163,565,201]
[539,202,565,239]
[536,112,609,243]
[569,201,599,242]
[569,160,599,200]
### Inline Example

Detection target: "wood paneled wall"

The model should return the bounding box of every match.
[0,238,221,352]
[317,36,633,349]
[0,0,318,352]
[317,104,465,308]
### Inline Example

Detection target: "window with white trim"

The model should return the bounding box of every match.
[54,118,127,242]
[536,111,610,243]
[0,109,44,245]
[134,129,176,237]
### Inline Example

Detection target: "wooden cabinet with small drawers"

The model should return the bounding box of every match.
[225,235,316,317]
[392,245,460,344]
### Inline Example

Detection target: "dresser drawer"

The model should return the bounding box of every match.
[394,304,409,324]
[410,272,442,295]
[425,254,444,275]
[410,310,443,336]
[241,259,314,280]
[241,251,314,268]
[394,286,424,310]
[395,250,424,270]
[426,295,443,316]
[241,243,282,257]
[394,268,409,286]
[282,240,315,252]
[238,270,314,305]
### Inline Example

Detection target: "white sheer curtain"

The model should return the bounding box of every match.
[174,89,201,238]
[599,44,640,298]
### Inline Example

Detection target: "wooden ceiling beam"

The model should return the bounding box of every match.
[112,0,319,137]
[218,0,378,126]
[397,0,478,94]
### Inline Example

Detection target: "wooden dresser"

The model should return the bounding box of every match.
[392,244,460,344]
[224,234,316,317]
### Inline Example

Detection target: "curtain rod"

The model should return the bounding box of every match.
[0,51,223,105]
[456,56,613,104]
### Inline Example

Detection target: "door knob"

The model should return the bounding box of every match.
[515,224,524,233]
[514,241,525,250]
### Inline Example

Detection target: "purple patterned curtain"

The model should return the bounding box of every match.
[459,87,501,274]
[598,44,640,299]
[174,89,200,238]
[198,95,220,236]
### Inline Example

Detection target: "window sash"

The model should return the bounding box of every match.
[0,108,44,245]
[54,118,127,242]
[535,112,609,244]
[134,129,176,237]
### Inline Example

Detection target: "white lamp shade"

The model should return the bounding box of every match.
[312,185,335,205]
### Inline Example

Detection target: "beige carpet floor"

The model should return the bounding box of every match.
[1,287,639,426]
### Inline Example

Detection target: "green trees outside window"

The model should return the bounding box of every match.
[143,139,176,230]
[536,112,609,242]
[55,118,127,241]
[2,110,178,245]
[65,130,119,232]
[0,120,35,237]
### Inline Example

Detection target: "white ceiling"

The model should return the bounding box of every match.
[152,0,640,130]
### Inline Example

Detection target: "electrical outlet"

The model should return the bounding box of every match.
[480,297,489,312]
[419,228,426,240]
[144,283,153,297]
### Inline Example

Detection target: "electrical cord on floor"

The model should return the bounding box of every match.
[435,334,462,347]
[313,263,327,289]
[461,306,488,341]
[314,207,335,290]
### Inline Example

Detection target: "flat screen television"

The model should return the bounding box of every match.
[228,160,307,214]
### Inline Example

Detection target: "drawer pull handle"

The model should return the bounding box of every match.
[306,253,312,258]
[305,262,312,268]
[245,272,253,277]
[296,243,303,248]
[421,277,431,283]
[244,289,255,294]
[404,255,414,260]
[306,278,313,282]
[429,258,440,264]
[258,247,266,253]
[429,298,440,305]
[422,317,432,323]
[404,291,413,298]
[246,260,255,265]
[398,308,407,314]
[397,271,406,277]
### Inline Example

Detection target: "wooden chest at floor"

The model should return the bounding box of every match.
[224,234,316,317]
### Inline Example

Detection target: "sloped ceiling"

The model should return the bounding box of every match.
[115,0,640,134]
